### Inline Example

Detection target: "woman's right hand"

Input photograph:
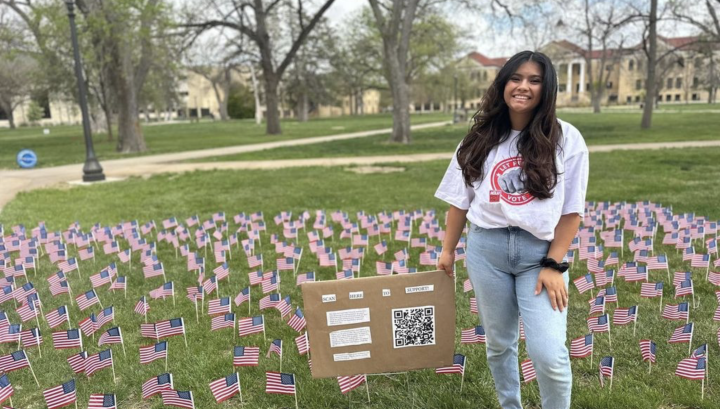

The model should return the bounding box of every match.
[438,250,456,277]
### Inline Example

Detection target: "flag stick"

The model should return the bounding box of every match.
[280,343,283,373]
[97,294,104,310]
[294,384,299,409]
[120,328,126,357]
[165,341,169,371]
[648,359,652,373]
[248,292,251,316]
[110,351,117,383]
[608,324,612,348]
[239,372,243,403]
[365,375,371,403]
[660,293,663,313]
[633,306,638,337]
[233,319,236,342]
[460,360,466,393]
[124,279,127,299]
[9,397,13,408]
[702,378,705,400]
[75,402,78,409]
[609,373,613,391]
[172,289,176,307]
[183,328,188,348]
[591,350,594,368]
[194,299,199,323]
[689,331,694,355]
[25,351,40,386]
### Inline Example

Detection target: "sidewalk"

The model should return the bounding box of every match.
[2,131,720,211]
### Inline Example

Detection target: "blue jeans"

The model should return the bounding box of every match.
[467,225,571,409]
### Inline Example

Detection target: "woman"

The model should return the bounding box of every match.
[435,51,589,409]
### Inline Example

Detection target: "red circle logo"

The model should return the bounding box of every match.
[490,157,535,206]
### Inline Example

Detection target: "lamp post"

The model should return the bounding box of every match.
[453,74,459,124]
[65,0,105,182]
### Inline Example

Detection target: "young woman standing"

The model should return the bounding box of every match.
[435,51,589,409]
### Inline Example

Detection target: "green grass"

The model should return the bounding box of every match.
[195,111,720,162]
[0,147,719,408]
[0,113,450,169]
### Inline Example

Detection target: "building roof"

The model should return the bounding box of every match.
[467,52,508,67]
[550,40,626,59]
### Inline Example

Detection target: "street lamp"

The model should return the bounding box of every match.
[453,74,459,124]
[64,0,105,182]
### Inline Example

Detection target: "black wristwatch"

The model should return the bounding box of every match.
[540,257,569,273]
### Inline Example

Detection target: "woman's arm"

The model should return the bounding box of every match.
[534,213,582,312]
[438,205,469,277]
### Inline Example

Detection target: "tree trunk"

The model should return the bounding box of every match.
[641,0,658,129]
[592,94,602,113]
[264,74,282,134]
[250,65,262,125]
[298,91,308,122]
[6,109,15,129]
[385,44,411,143]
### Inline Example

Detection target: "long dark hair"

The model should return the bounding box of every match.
[457,51,562,200]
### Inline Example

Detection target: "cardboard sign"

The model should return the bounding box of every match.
[301,270,456,378]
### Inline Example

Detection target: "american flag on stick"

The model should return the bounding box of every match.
[265,372,296,395]
[142,373,173,399]
[435,354,466,375]
[521,359,536,383]
[233,346,260,366]
[161,390,195,409]
[238,316,265,337]
[612,306,638,325]
[208,297,231,316]
[43,379,76,409]
[76,290,100,311]
[211,314,236,332]
[573,274,595,294]
[337,374,366,394]
[640,282,663,298]
[287,308,306,332]
[88,394,116,409]
[669,323,694,344]
[662,302,689,321]
[52,328,82,349]
[66,350,87,373]
[676,356,706,380]
[570,334,593,358]
[209,373,241,404]
[460,326,486,344]
[140,341,168,365]
[639,339,656,363]
[599,356,614,388]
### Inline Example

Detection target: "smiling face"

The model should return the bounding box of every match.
[503,60,543,129]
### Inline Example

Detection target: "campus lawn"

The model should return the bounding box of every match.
[0,147,719,408]
[197,111,720,162]
[0,112,450,169]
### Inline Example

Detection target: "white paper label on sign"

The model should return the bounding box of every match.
[333,351,371,362]
[322,294,336,303]
[349,291,364,300]
[382,289,391,297]
[326,308,371,327]
[405,285,434,294]
[329,327,372,348]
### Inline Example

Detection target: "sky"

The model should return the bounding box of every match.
[324,0,702,60]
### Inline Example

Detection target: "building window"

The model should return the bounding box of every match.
[675,77,682,88]
[675,94,681,101]
[483,71,488,81]
[606,81,613,89]
[636,79,642,90]
[626,96,632,103]
[693,77,699,88]
[629,60,634,71]
[695,57,703,68]
[559,84,566,92]
[666,94,672,102]
[667,78,673,89]
[635,96,641,102]
[637,60,643,71]
[677,57,685,67]
[692,93,699,101]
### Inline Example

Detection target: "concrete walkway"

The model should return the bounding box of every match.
[2,126,720,211]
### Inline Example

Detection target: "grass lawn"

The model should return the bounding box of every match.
[0,112,450,169]
[0,147,719,408]
[195,111,720,162]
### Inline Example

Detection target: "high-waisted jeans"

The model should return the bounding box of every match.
[466,224,571,409]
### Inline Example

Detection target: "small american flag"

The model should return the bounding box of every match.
[460,326,486,344]
[337,374,366,394]
[265,372,296,395]
[275,295,293,317]
[238,316,264,337]
[682,246,696,261]
[213,263,230,281]
[374,240,388,255]
[208,297,231,316]
[156,318,185,339]
[16,299,39,322]
[140,341,168,364]
[675,356,706,380]
[140,323,158,339]
[233,346,260,366]
[0,374,12,404]
[88,393,116,409]
[595,270,615,287]
[463,279,473,293]
[98,327,123,346]
[470,297,478,314]
[109,276,126,291]
[639,339,656,363]
[625,266,648,282]
[691,253,710,268]
[521,359,537,383]
[234,287,250,307]
[43,379,76,409]
[435,354,465,375]
[142,373,173,399]
[647,254,669,270]
[662,302,690,320]
[67,351,87,374]
[605,252,619,266]
[0,350,29,372]
[587,258,605,274]
[598,286,618,303]
[161,390,194,409]
[203,276,218,295]
[587,314,610,333]
[669,323,694,343]
[618,262,637,277]
[675,279,694,297]
[78,246,95,261]
[209,373,240,403]
[143,263,165,279]
[295,333,309,355]
[58,257,78,274]
[570,334,593,358]
[599,356,614,388]
[296,272,315,286]
[134,296,150,316]
[673,271,692,286]
[118,249,131,263]
[21,327,42,348]
[691,343,707,358]
[150,281,174,300]
[640,282,663,298]
[267,339,282,358]
[260,294,281,310]
[76,290,100,311]
[287,308,306,332]
[52,328,82,349]
[211,313,236,332]
[573,274,595,294]
[708,271,720,286]
[85,349,113,377]
[612,306,638,325]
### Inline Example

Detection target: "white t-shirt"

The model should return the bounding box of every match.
[435,118,589,241]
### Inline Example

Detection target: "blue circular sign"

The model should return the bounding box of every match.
[17,149,38,168]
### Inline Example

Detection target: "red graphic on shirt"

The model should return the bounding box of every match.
[490,156,535,206]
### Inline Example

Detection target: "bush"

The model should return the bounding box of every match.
[26,101,44,125]
[227,84,256,119]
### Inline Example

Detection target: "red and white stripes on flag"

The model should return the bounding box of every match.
[43,379,77,409]
[520,359,537,383]
[209,373,241,403]
[337,374,366,394]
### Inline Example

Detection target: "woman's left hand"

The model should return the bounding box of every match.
[534,268,568,312]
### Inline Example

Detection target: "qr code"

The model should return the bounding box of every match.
[392,306,435,348]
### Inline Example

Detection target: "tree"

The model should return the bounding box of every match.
[0,12,37,129]
[367,0,419,144]
[641,0,658,129]
[185,0,337,134]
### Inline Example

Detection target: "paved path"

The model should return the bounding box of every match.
[2,127,720,211]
